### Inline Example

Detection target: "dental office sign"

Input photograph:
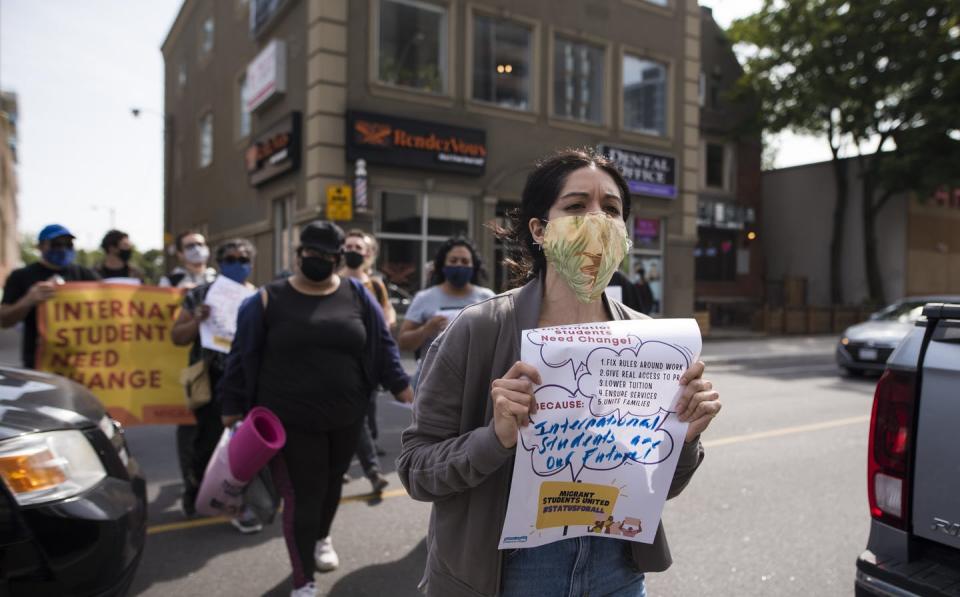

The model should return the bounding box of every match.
[245,39,286,113]
[600,144,677,199]
[499,319,701,549]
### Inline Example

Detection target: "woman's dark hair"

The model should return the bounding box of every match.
[215,238,256,262]
[429,236,486,286]
[100,229,129,252]
[495,147,632,287]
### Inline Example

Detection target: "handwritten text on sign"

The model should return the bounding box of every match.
[36,283,192,426]
[499,319,701,549]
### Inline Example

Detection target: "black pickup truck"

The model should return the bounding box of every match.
[856,303,960,595]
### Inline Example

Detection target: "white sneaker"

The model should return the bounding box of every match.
[290,581,316,597]
[315,536,339,572]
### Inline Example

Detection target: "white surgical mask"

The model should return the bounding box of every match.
[184,245,210,265]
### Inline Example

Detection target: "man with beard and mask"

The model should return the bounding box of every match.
[397,237,495,388]
[1,224,99,369]
[95,229,144,282]
[159,230,217,289]
[171,238,260,529]
[219,220,413,596]
[340,229,394,495]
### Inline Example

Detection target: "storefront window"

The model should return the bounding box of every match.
[623,54,667,136]
[472,15,533,110]
[377,191,471,296]
[378,0,448,94]
[553,36,604,124]
[273,197,293,276]
[629,217,664,315]
[695,227,737,282]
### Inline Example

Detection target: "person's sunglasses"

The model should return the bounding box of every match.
[183,242,205,250]
[221,256,251,265]
[50,241,74,250]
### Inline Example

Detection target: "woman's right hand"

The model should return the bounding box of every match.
[425,314,448,335]
[490,361,542,449]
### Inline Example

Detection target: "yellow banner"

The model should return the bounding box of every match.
[36,282,193,426]
[535,481,620,530]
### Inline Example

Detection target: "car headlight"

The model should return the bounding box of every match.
[0,430,107,506]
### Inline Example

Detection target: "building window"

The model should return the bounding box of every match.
[238,76,251,138]
[705,142,726,189]
[178,63,187,91]
[273,197,293,275]
[199,113,213,168]
[377,0,448,94]
[472,14,533,110]
[200,16,215,58]
[629,217,665,315]
[377,191,471,293]
[709,72,722,110]
[644,0,668,5]
[695,227,738,282]
[553,36,605,124]
[623,54,667,136]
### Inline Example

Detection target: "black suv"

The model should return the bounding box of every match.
[0,365,146,596]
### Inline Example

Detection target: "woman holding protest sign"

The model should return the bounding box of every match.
[397,148,721,597]
[219,220,413,597]
[171,238,258,531]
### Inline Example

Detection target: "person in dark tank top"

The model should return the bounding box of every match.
[219,220,412,597]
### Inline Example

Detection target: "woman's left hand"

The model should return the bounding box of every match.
[675,361,721,443]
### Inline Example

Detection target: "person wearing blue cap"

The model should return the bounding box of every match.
[0,224,99,368]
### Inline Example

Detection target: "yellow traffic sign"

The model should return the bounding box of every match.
[326,184,353,221]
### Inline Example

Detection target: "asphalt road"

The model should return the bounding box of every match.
[119,335,876,596]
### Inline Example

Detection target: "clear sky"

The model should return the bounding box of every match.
[1,0,832,251]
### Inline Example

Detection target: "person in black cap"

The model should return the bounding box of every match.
[219,220,413,595]
[1,224,99,368]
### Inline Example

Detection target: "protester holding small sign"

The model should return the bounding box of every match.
[171,238,258,531]
[1,224,99,368]
[398,149,722,597]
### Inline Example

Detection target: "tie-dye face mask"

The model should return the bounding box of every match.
[541,212,632,304]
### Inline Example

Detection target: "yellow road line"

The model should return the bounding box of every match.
[147,415,869,535]
[702,415,869,448]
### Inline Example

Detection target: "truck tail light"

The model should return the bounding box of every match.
[867,369,915,529]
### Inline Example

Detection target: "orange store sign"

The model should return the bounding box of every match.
[346,110,486,175]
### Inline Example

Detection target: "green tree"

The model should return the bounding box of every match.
[731,0,960,304]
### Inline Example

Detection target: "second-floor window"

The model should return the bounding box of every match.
[200,16,215,58]
[199,113,213,168]
[238,76,251,138]
[553,36,605,124]
[377,0,448,94]
[472,15,533,110]
[623,54,667,136]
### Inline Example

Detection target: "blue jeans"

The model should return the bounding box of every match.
[501,536,647,597]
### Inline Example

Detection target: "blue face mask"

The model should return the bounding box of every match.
[43,248,75,268]
[443,265,473,288]
[219,262,252,284]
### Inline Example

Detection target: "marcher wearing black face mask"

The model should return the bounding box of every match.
[219,220,413,593]
[96,229,145,282]
[1,224,99,369]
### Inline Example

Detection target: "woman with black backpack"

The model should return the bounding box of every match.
[219,221,412,597]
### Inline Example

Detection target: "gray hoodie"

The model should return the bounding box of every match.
[398,276,705,596]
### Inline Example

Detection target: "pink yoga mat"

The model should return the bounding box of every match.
[228,406,286,483]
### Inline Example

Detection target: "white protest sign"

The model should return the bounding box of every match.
[199,276,256,354]
[499,318,702,550]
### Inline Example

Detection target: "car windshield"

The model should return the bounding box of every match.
[872,301,926,323]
